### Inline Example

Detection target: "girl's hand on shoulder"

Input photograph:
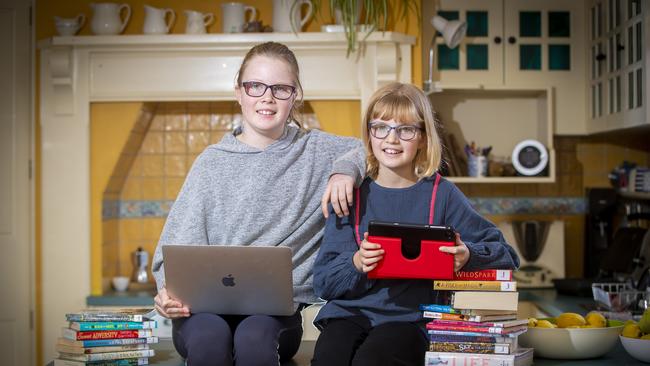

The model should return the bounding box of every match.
[321,173,354,218]
[154,287,190,319]
[353,232,385,273]
[439,232,470,272]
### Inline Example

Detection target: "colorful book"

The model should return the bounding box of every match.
[451,291,519,311]
[459,309,519,316]
[427,319,528,328]
[65,309,155,323]
[53,358,149,366]
[57,337,159,348]
[61,328,154,341]
[58,349,155,362]
[428,331,518,345]
[422,311,517,323]
[434,280,517,291]
[429,341,511,354]
[56,343,149,354]
[69,321,157,331]
[425,347,533,366]
[419,304,460,314]
[427,328,527,339]
[453,270,513,281]
[425,323,527,335]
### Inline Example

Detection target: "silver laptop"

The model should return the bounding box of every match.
[162,245,294,316]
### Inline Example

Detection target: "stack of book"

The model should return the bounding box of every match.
[423,269,533,366]
[54,308,158,366]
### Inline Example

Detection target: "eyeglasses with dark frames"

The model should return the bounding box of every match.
[241,81,296,100]
[368,121,423,141]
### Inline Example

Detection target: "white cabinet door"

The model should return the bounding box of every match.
[432,0,503,86]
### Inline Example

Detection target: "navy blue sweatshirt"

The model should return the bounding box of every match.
[313,174,520,329]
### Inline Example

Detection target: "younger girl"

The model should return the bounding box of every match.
[311,82,520,366]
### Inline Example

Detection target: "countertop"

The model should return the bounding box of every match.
[84,289,647,365]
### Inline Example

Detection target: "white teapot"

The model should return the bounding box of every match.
[89,2,131,35]
[184,10,214,34]
[143,5,176,35]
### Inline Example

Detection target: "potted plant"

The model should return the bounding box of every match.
[306,0,419,55]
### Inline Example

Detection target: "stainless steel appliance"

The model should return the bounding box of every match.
[131,246,149,284]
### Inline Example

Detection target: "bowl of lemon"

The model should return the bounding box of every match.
[519,312,624,359]
[619,308,650,363]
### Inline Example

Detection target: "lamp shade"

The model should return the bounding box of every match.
[431,15,467,48]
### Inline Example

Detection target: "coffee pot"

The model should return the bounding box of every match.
[131,247,149,284]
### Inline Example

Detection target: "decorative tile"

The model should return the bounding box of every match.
[469,197,586,215]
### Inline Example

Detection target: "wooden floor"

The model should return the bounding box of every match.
[149,339,315,366]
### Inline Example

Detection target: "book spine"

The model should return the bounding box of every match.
[433,280,517,291]
[63,328,153,340]
[422,311,471,321]
[452,269,513,281]
[59,337,158,347]
[73,321,156,331]
[427,319,527,328]
[419,304,459,314]
[66,314,145,322]
[59,349,154,362]
[429,341,511,354]
[425,352,514,366]
[54,357,149,365]
[56,343,149,354]
[425,324,506,334]
[428,333,517,345]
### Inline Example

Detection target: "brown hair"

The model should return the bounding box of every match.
[235,42,304,127]
[361,82,442,179]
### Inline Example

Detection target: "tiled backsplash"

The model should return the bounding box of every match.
[99,102,650,286]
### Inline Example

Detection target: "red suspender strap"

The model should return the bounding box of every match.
[429,173,441,225]
[354,173,441,246]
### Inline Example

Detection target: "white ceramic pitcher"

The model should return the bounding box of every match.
[221,2,256,33]
[273,0,312,33]
[184,10,214,34]
[54,14,86,36]
[90,2,131,35]
[143,5,175,34]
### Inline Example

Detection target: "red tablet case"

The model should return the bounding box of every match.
[367,235,455,279]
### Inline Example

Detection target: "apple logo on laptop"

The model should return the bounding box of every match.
[222,274,235,287]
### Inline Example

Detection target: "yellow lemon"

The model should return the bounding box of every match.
[625,319,638,326]
[528,318,538,327]
[556,313,586,328]
[622,323,642,338]
[640,334,650,340]
[585,312,607,328]
[537,320,557,328]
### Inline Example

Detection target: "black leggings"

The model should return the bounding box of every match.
[311,316,428,366]
[172,310,303,366]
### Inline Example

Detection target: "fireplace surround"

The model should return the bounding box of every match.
[38,32,414,360]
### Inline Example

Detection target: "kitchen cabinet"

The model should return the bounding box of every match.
[587,0,649,133]
[422,0,586,135]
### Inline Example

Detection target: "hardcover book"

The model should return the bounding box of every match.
[451,291,519,311]
[426,323,527,335]
[61,328,154,341]
[57,337,159,348]
[427,319,528,328]
[433,280,517,292]
[53,358,149,366]
[429,341,511,354]
[422,311,517,323]
[55,343,149,354]
[425,347,533,366]
[65,309,155,323]
[427,328,527,339]
[452,269,513,281]
[428,332,518,346]
[68,321,157,331]
[57,349,155,362]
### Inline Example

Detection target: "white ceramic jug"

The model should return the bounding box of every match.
[90,2,131,35]
[273,0,312,33]
[221,2,256,33]
[143,5,175,34]
[54,14,86,36]
[184,10,214,34]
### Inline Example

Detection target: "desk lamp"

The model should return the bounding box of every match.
[423,15,467,93]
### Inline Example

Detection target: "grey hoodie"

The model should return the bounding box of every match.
[152,125,364,307]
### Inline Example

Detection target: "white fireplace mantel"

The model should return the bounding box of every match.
[38,32,414,360]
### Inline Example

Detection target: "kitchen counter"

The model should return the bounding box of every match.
[84,289,646,365]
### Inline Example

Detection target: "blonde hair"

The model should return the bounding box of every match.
[361,82,442,179]
[235,42,304,127]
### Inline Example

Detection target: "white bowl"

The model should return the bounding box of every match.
[518,321,624,359]
[620,335,650,363]
[111,276,130,292]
